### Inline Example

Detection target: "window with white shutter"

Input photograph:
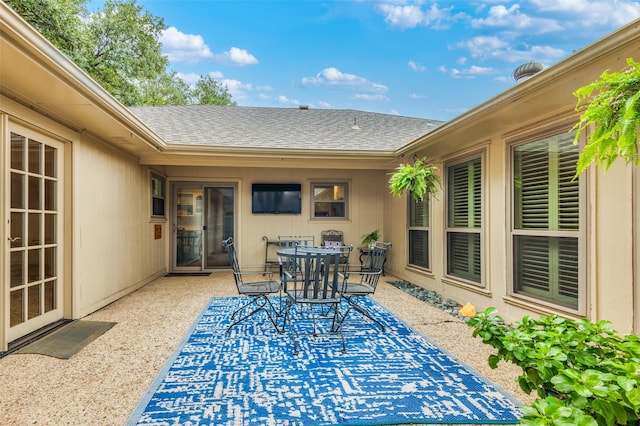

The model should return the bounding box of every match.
[408,195,430,269]
[512,131,580,308]
[446,156,482,284]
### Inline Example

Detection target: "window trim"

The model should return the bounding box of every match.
[150,171,166,220]
[310,181,350,220]
[444,152,485,288]
[507,128,586,315]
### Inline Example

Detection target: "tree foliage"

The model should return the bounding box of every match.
[6,0,236,107]
[573,58,640,175]
[5,0,88,61]
[192,76,237,106]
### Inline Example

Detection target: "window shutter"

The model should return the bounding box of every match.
[448,158,481,228]
[446,157,482,283]
[447,232,481,282]
[409,229,429,269]
[515,134,578,231]
[515,143,550,229]
[410,197,429,227]
[409,196,430,269]
[558,144,580,230]
[512,132,580,309]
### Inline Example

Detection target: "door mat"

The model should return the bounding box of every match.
[164,272,211,277]
[15,320,116,359]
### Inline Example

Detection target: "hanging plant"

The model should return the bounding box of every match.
[573,57,640,175]
[389,156,442,202]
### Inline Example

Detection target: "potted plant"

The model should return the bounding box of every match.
[361,229,379,249]
[389,156,442,202]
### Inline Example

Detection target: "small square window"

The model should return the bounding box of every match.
[311,182,348,219]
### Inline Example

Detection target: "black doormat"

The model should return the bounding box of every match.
[15,320,116,359]
[165,272,211,277]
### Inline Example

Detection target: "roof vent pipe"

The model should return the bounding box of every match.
[512,61,544,83]
[299,105,309,110]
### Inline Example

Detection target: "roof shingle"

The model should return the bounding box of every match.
[130,105,442,152]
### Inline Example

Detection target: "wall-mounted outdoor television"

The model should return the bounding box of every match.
[251,183,302,214]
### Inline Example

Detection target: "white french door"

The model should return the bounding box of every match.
[6,124,64,343]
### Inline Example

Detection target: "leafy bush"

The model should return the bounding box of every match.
[467,307,640,425]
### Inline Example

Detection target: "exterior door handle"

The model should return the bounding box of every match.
[8,236,21,242]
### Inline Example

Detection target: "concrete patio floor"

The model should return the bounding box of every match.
[0,272,531,425]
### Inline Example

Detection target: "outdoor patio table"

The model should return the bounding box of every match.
[276,247,340,257]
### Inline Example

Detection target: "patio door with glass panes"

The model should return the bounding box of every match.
[7,126,64,343]
[172,183,235,271]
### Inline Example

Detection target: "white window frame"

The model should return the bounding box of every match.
[310,181,349,220]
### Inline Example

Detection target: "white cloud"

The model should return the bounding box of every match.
[213,47,258,66]
[455,35,564,63]
[277,95,299,105]
[409,93,427,99]
[471,4,563,33]
[408,60,426,72]
[219,79,253,100]
[353,93,390,101]
[318,101,332,108]
[529,0,640,27]
[176,72,201,86]
[439,65,498,79]
[160,27,213,64]
[208,71,224,79]
[301,67,388,94]
[376,3,458,29]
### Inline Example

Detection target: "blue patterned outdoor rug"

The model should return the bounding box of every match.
[127,297,522,425]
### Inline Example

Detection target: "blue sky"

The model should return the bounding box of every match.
[91,0,640,121]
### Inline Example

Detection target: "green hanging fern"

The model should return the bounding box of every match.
[573,57,640,175]
[388,157,442,202]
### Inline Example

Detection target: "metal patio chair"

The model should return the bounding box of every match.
[222,237,282,332]
[281,247,345,355]
[277,235,315,281]
[336,243,390,331]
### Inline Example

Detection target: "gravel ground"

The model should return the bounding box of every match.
[0,273,533,425]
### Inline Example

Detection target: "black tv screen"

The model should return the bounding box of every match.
[252,183,302,214]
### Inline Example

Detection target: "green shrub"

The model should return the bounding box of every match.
[467,307,640,425]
